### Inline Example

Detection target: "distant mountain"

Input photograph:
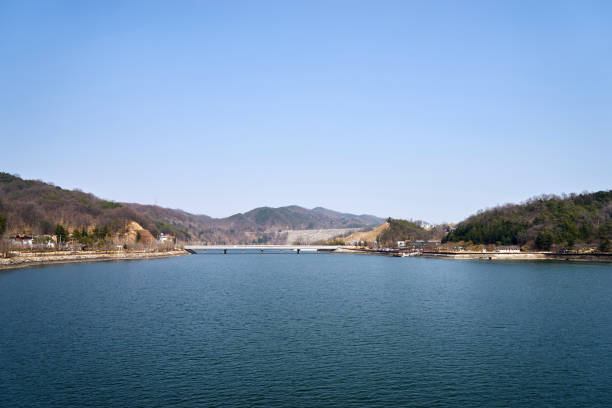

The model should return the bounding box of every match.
[443,191,612,250]
[126,203,383,244]
[236,205,381,230]
[310,207,383,226]
[0,172,383,244]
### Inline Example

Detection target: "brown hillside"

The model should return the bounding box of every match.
[343,222,390,244]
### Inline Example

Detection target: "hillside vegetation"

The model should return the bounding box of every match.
[443,191,612,251]
[0,172,382,244]
[376,218,447,246]
[0,172,173,238]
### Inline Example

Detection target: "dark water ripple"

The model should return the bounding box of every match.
[1,255,611,407]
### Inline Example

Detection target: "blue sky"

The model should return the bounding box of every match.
[2,1,611,222]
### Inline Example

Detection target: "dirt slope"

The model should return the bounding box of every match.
[343,222,390,244]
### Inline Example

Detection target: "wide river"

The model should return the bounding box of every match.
[1,254,611,407]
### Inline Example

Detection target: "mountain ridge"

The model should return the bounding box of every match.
[0,172,384,244]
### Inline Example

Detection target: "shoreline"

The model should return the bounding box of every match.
[338,247,612,262]
[2,248,611,270]
[0,249,188,271]
[419,251,612,262]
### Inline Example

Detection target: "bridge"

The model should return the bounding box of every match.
[184,245,341,254]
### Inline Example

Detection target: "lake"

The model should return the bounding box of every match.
[1,254,611,407]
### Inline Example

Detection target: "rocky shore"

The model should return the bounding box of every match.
[0,249,188,270]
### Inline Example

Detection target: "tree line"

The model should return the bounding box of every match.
[443,191,612,251]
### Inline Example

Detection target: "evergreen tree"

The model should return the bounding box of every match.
[0,215,6,236]
[535,232,553,251]
[72,229,82,241]
[55,224,68,243]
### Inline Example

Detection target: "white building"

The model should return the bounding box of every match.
[11,234,33,246]
[158,233,175,243]
[496,246,520,253]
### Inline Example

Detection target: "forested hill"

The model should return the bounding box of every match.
[443,191,612,250]
[0,172,382,243]
[0,172,202,241]
[375,218,447,246]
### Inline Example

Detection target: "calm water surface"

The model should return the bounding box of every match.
[1,255,611,407]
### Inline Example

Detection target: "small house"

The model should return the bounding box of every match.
[158,233,175,243]
[11,234,33,246]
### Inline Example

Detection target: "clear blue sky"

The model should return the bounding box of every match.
[2,1,611,223]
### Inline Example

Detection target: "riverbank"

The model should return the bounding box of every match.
[0,249,188,270]
[420,251,612,262]
[339,247,612,262]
